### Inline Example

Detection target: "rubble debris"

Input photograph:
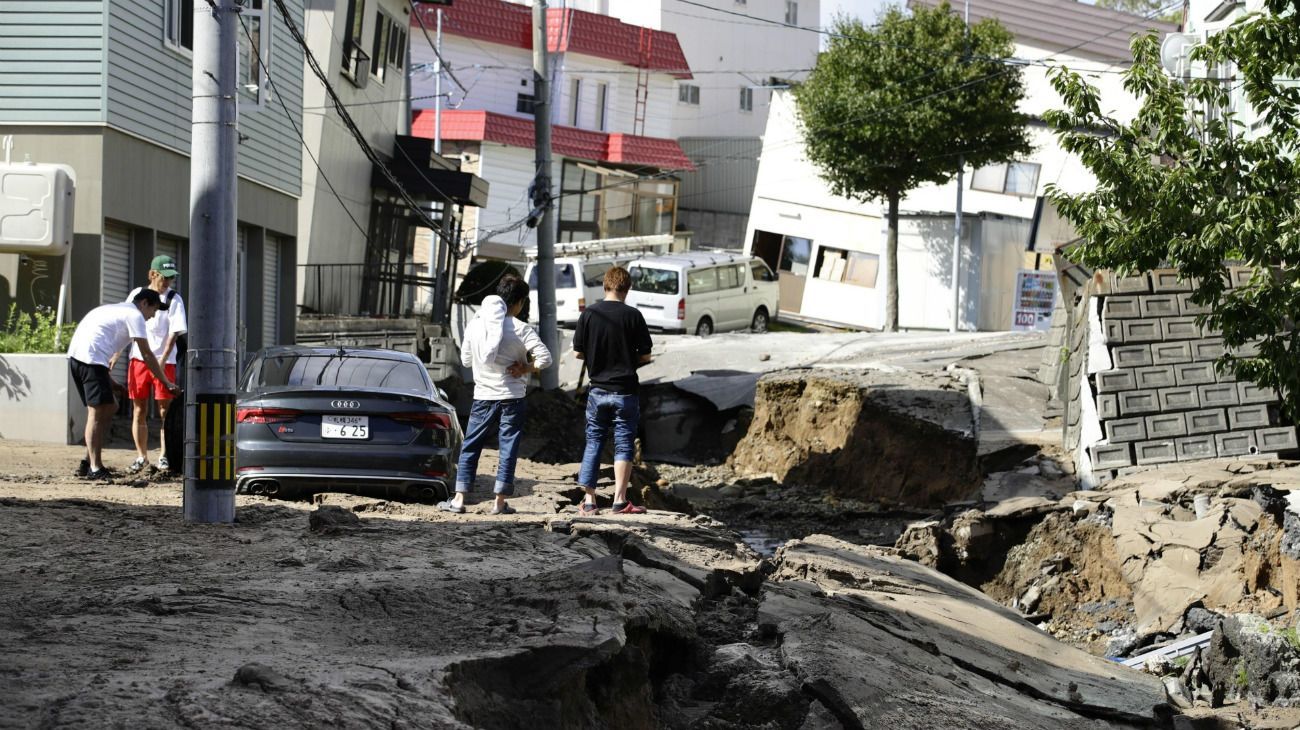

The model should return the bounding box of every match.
[728,369,980,507]
[307,505,361,533]
[1203,614,1300,707]
[762,535,1170,728]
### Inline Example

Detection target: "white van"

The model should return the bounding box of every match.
[524,256,639,326]
[626,252,779,335]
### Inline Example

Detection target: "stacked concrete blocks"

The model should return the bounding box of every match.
[1087,269,1297,472]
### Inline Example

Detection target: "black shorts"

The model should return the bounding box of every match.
[70,358,115,407]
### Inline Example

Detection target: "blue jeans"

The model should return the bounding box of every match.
[578,388,640,488]
[456,398,527,496]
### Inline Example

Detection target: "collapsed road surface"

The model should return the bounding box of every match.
[0,440,1170,729]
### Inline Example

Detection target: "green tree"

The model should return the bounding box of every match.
[1095,0,1181,24]
[1045,1,1300,415]
[794,4,1031,331]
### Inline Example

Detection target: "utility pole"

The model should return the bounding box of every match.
[950,0,971,334]
[185,0,239,523]
[533,0,559,390]
[433,7,443,154]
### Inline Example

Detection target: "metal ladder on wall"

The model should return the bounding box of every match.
[632,27,653,136]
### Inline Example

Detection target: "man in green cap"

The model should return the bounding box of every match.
[110,254,187,473]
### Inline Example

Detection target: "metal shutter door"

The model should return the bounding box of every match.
[262,235,280,347]
[101,222,131,305]
[102,221,132,383]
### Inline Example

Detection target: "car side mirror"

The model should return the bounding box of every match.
[436,387,449,401]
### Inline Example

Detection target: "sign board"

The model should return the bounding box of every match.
[0,161,76,256]
[1010,269,1057,331]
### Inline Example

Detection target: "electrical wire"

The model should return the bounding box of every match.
[271,0,470,256]
[236,12,372,244]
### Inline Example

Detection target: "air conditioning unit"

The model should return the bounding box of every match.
[348,46,371,90]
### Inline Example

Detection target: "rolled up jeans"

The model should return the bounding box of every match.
[456,398,527,495]
[578,387,639,488]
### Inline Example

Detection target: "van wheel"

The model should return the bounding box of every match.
[695,317,714,337]
[751,307,769,333]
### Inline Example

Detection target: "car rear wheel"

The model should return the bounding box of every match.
[695,317,714,337]
[751,307,769,333]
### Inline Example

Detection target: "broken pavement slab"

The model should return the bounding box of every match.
[729,368,981,507]
[761,535,1169,728]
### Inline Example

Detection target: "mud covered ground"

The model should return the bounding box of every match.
[1,440,1176,730]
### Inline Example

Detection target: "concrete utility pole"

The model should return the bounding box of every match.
[950,0,972,334]
[533,0,560,390]
[433,7,444,154]
[185,0,239,523]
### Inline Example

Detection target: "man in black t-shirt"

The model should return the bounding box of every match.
[572,266,653,515]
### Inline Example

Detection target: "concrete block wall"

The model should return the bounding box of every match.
[1085,268,1297,474]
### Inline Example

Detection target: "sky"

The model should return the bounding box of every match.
[821,0,893,29]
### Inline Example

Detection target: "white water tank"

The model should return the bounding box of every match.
[0,161,76,256]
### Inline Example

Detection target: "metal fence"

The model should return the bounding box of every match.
[299,262,437,318]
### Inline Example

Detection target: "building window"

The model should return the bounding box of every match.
[739,86,754,112]
[342,0,369,81]
[816,246,879,288]
[570,78,583,126]
[778,236,811,276]
[517,92,537,115]
[558,161,679,241]
[678,84,700,105]
[163,0,194,52]
[785,1,798,25]
[596,82,609,131]
[971,161,1042,195]
[371,11,393,83]
[237,0,271,107]
[388,21,407,70]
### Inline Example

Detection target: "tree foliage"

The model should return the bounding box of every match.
[1094,0,1181,24]
[1044,1,1300,415]
[794,3,1030,330]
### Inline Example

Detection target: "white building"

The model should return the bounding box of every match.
[408,0,695,262]
[297,0,487,321]
[564,0,823,249]
[744,0,1175,331]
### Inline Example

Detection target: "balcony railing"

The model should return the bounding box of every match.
[299,262,438,319]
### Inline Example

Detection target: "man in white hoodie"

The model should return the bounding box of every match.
[440,275,552,515]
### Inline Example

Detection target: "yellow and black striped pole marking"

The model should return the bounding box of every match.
[195,393,237,485]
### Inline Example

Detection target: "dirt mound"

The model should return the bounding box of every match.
[727,369,980,507]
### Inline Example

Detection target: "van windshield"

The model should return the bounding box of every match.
[630,266,679,295]
[527,264,578,290]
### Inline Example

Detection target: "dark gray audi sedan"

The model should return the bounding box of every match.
[235,346,462,503]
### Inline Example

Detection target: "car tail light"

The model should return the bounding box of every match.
[677,298,686,320]
[237,407,300,424]
[578,297,586,312]
[391,411,452,430]
[422,469,448,478]
[237,466,265,473]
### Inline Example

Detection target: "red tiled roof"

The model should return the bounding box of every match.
[412,109,696,171]
[415,0,693,79]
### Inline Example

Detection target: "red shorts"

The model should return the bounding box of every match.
[128,360,177,401]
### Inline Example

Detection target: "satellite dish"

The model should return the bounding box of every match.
[1160,32,1199,75]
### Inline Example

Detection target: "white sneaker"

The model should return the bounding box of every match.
[157,456,170,470]
[126,457,148,474]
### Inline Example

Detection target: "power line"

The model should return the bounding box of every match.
[410,2,468,94]
[271,0,468,256]
[237,13,371,245]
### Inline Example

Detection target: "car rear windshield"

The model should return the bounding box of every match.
[247,354,429,393]
[630,266,679,295]
[527,263,578,290]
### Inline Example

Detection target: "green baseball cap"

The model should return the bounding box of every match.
[151,254,180,278]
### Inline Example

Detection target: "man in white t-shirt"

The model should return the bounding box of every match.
[66,289,177,480]
[111,255,187,473]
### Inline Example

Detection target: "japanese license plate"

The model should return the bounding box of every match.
[322,415,369,439]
